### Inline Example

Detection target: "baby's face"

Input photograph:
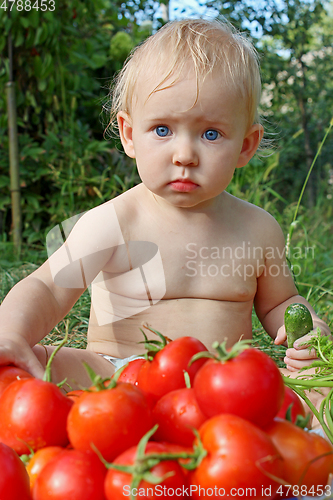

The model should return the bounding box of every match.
[119,69,258,210]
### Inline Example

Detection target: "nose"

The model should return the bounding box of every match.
[172,136,199,167]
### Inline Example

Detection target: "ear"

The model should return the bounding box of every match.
[117,111,135,158]
[236,124,264,169]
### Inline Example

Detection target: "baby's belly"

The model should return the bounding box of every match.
[87,297,254,357]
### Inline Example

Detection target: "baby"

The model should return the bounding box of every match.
[0,19,330,393]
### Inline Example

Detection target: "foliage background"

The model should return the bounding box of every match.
[0,0,332,360]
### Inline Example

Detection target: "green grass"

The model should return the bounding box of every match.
[0,241,89,350]
[40,291,90,350]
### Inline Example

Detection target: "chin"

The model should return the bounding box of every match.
[172,198,203,208]
[146,184,216,209]
[167,194,215,209]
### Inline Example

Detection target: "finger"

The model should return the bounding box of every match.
[20,354,45,379]
[0,351,44,379]
[286,347,317,360]
[15,339,46,379]
[285,364,298,372]
[284,356,316,371]
[274,326,287,345]
[293,330,318,349]
[2,346,45,379]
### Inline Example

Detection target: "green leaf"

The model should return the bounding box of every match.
[91,53,107,69]
[265,186,288,205]
[28,10,39,29]
[39,23,49,45]
[34,56,43,78]
[24,194,41,211]
[110,31,133,62]
[0,176,10,188]
[0,36,5,52]
[43,53,53,75]
[38,79,47,92]
[21,147,45,160]
[26,91,37,108]
[14,31,24,47]
[34,26,43,46]
[20,17,30,29]
[70,51,94,67]
[4,17,12,35]
[0,196,10,211]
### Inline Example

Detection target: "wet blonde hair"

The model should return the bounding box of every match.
[105,18,262,137]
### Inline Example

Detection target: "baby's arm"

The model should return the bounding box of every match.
[259,294,330,371]
[254,213,331,371]
[0,201,122,377]
[0,263,85,377]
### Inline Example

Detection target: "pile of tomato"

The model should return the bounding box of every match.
[0,333,332,500]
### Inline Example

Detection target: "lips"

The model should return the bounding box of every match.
[169,179,198,192]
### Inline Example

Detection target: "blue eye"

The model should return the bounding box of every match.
[155,126,170,137]
[204,129,219,141]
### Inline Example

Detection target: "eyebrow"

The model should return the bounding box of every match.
[141,112,234,132]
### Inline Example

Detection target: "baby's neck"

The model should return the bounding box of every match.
[145,185,226,219]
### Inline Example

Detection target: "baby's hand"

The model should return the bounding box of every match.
[284,332,319,371]
[275,327,318,372]
[0,333,45,379]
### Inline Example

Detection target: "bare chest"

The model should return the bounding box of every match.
[99,223,264,303]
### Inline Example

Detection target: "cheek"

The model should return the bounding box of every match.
[134,140,167,173]
[133,136,156,161]
[135,156,158,187]
[209,164,236,192]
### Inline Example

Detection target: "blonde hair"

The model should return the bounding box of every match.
[105,18,262,137]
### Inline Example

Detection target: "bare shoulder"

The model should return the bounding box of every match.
[224,192,285,246]
[225,191,277,221]
[110,183,146,220]
[62,184,144,246]
[40,187,143,290]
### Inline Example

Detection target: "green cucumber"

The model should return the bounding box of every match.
[284,303,313,348]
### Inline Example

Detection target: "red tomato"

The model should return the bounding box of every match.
[152,387,207,446]
[67,382,153,461]
[27,446,64,493]
[188,414,284,499]
[0,365,32,398]
[137,336,208,400]
[193,347,285,427]
[116,360,157,409]
[0,442,31,500]
[104,442,187,499]
[276,386,306,423]
[0,377,73,455]
[117,358,146,385]
[32,449,107,500]
[265,418,333,493]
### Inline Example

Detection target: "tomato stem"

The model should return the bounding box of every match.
[81,361,127,391]
[283,328,333,443]
[43,322,69,383]
[19,441,35,465]
[283,377,333,444]
[93,425,207,500]
[190,338,252,365]
[184,371,191,388]
[138,324,172,360]
[283,376,333,388]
